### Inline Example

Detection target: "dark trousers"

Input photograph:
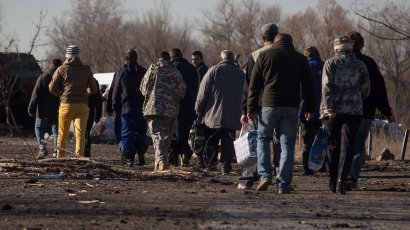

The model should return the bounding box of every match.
[301,121,322,173]
[325,115,361,182]
[168,138,192,164]
[85,109,95,155]
[203,127,236,172]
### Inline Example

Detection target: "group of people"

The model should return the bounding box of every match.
[28,22,395,195]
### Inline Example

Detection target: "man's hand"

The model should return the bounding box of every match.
[247,112,258,122]
[387,114,396,123]
[107,112,112,117]
[328,112,336,119]
[95,118,100,123]
[305,112,314,121]
[240,115,248,124]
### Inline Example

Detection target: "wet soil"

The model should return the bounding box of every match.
[0,136,409,229]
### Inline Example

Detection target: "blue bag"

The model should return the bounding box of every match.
[308,126,328,171]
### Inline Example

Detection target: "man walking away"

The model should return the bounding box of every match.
[112,49,148,167]
[196,50,244,174]
[140,51,186,172]
[347,31,395,189]
[28,58,62,159]
[49,45,97,157]
[300,46,324,176]
[84,78,102,157]
[247,33,315,194]
[320,36,370,194]
[169,48,199,167]
[238,23,279,189]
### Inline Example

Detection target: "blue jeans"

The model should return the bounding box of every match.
[257,107,298,188]
[120,106,148,157]
[350,118,372,183]
[35,117,58,154]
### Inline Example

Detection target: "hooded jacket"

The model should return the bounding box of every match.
[49,57,97,104]
[28,68,60,121]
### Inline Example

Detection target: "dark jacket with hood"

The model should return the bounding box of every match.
[353,50,392,119]
[112,61,147,112]
[28,68,60,122]
[248,40,315,114]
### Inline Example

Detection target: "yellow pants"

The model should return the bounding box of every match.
[57,103,89,158]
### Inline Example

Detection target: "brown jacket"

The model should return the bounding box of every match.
[49,57,97,104]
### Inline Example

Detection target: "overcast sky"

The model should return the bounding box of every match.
[0,0,391,60]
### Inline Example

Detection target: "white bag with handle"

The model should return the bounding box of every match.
[234,123,258,168]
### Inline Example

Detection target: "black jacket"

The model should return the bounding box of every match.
[112,62,147,112]
[248,41,315,113]
[353,51,392,119]
[196,62,209,83]
[172,57,199,138]
[88,79,102,122]
[27,68,60,122]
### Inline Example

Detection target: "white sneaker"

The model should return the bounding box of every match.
[238,183,252,190]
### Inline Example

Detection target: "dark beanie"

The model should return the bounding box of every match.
[348,31,364,51]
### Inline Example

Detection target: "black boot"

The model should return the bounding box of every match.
[329,178,337,193]
[338,180,347,195]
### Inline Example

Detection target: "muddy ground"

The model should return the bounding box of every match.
[0,136,409,230]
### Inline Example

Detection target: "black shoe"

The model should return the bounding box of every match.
[329,179,337,193]
[302,170,314,176]
[137,155,145,166]
[319,165,327,172]
[338,180,347,195]
[181,155,190,167]
[84,151,91,157]
[168,156,179,167]
[121,153,134,167]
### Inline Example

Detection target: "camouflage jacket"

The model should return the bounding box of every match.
[140,60,186,119]
[320,52,370,117]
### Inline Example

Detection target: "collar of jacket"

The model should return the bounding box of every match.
[64,57,82,66]
[308,57,322,62]
[274,40,295,50]
[218,60,236,66]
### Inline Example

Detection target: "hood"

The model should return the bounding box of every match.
[64,57,83,66]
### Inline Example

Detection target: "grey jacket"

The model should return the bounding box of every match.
[195,61,245,130]
[320,52,370,117]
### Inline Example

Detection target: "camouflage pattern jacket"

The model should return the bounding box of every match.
[320,52,370,117]
[140,60,186,119]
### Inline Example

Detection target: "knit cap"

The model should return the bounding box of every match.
[65,45,80,58]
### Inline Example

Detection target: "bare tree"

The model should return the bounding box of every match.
[201,0,282,65]
[357,2,410,126]
[352,1,410,40]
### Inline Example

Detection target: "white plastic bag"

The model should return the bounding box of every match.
[234,124,258,168]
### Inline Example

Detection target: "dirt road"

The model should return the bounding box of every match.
[0,137,409,229]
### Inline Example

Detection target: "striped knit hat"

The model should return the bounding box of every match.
[65,45,80,58]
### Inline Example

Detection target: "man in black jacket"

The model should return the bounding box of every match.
[347,31,396,188]
[191,50,208,83]
[28,59,62,159]
[169,48,199,167]
[112,49,148,167]
[84,79,103,157]
[247,33,315,194]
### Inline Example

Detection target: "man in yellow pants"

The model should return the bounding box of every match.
[49,45,97,157]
